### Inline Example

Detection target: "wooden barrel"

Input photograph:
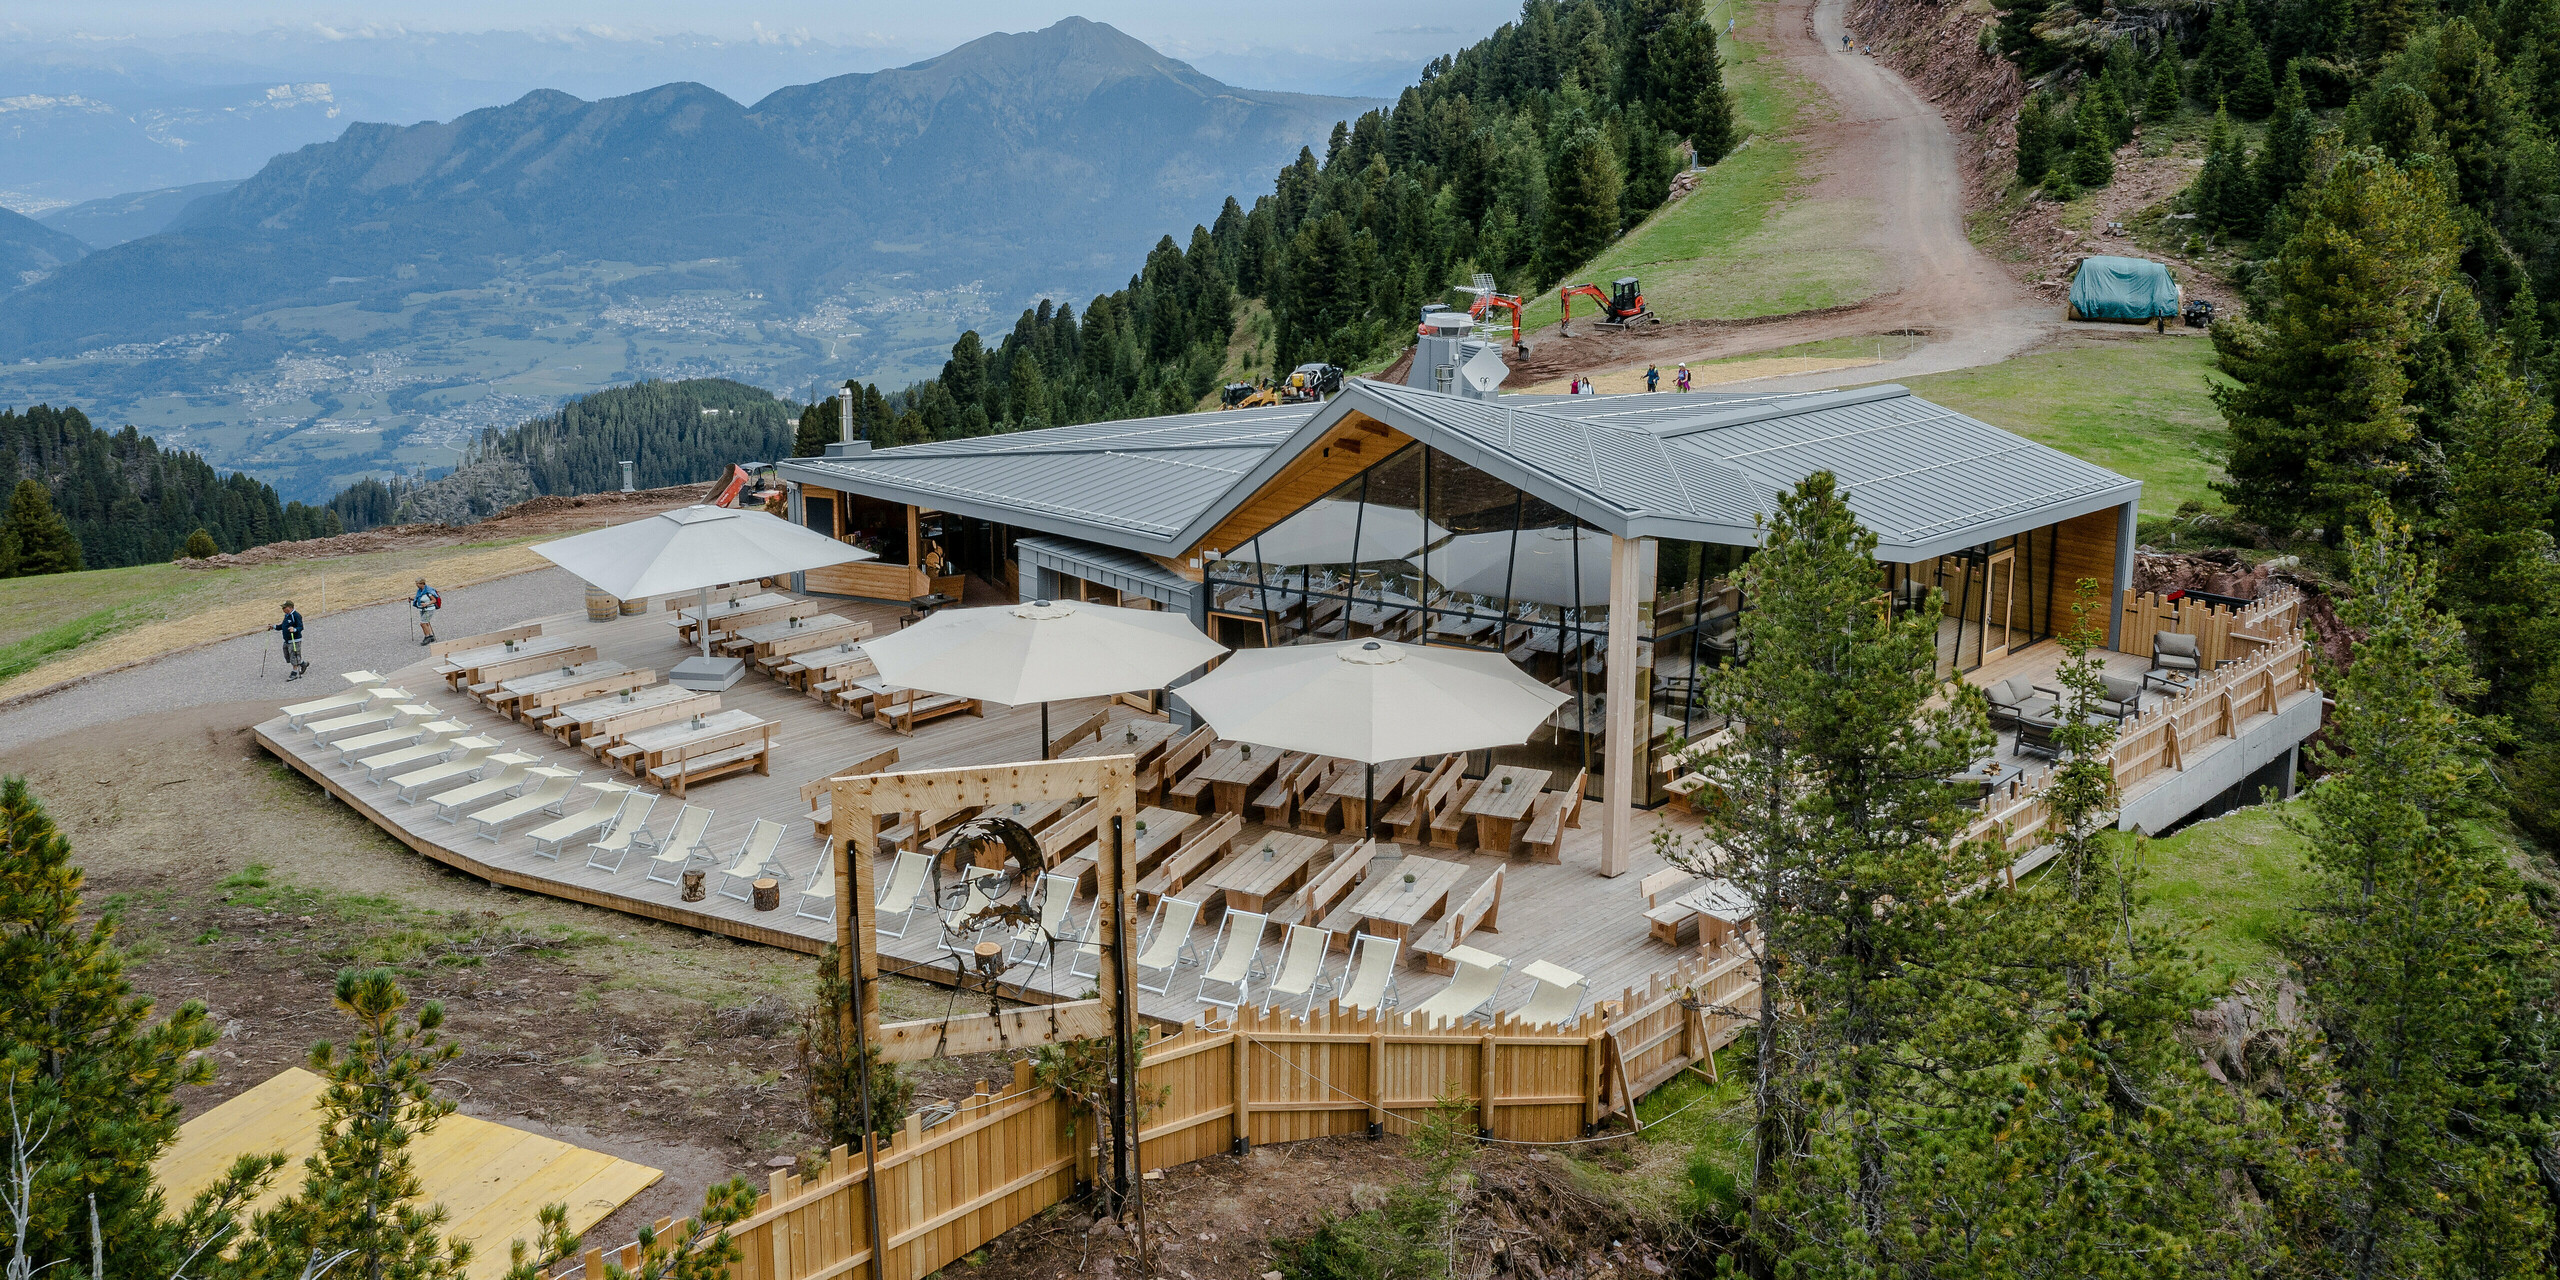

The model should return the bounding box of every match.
[619,595,647,616]
[585,585,619,622]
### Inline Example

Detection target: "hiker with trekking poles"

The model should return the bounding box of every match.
[413,578,441,646]
[273,601,310,681]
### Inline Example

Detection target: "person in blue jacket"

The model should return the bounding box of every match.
[412,578,441,646]
[274,601,309,680]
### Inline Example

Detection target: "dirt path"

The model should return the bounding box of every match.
[1510,0,2054,391]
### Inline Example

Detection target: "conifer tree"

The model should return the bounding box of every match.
[2068,109,2117,186]
[2015,95,2055,182]
[239,970,470,1280]
[2194,105,2263,232]
[1540,122,1624,280]
[2281,516,2557,1275]
[1650,3,1736,163]
[2232,41,2278,115]
[2213,148,2462,537]
[2197,0,2249,102]
[2144,51,2184,121]
[183,529,217,559]
[2,479,79,577]
[2254,62,2318,212]
[0,777,222,1280]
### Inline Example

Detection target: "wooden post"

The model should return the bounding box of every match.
[1477,1032,1498,1136]
[1232,1017,1252,1152]
[1367,1028,1388,1134]
[1600,534,1643,877]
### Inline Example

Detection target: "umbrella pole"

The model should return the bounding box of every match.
[699,585,713,661]
[1365,762,1376,842]
[1040,701,1051,761]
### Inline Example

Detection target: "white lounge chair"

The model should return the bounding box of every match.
[642,805,716,885]
[582,793,661,872]
[387,739,504,801]
[1005,873,1079,969]
[355,721,472,783]
[424,753,542,816]
[284,683,401,728]
[327,705,441,761]
[466,769,582,840]
[305,697,420,742]
[1260,924,1334,1014]
[1195,910,1270,1013]
[872,850,932,938]
[713,820,788,901]
[796,857,837,922]
[936,876,996,954]
[1336,933,1401,1014]
[1406,944,1508,1026]
[525,786,635,859]
[1132,897,1203,996]
[1512,960,1588,1027]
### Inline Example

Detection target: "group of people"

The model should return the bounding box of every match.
[268,577,442,682]
[1565,364,1698,395]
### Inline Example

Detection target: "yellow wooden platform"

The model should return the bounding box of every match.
[158,1068,663,1278]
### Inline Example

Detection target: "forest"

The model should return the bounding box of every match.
[0,404,338,573]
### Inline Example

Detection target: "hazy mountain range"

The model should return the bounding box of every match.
[0,18,1369,501]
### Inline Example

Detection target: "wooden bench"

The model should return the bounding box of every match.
[1427,778,1482,848]
[646,723,774,796]
[1300,839,1387,936]
[800,746,901,847]
[584,694,721,762]
[1043,706,1114,757]
[1519,768,1587,864]
[883,689,984,734]
[429,623,540,661]
[758,620,874,680]
[1384,757,1462,843]
[1132,812,1243,907]
[888,805,978,859]
[1136,727,1214,806]
[1164,743,1222,813]
[523,670,658,724]
[464,646,601,704]
[1249,752,1319,826]
[1640,867,1697,944]
[1037,799,1102,866]
[1293,763,1346,834]
[1415,865,1505,974]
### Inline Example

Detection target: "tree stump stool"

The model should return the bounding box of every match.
[751,877,781,911]
[681,870,706,902]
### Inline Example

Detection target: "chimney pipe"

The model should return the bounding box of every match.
[838,385,856,445]
[619,460,635,493]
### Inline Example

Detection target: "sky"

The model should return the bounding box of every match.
[2,1,1529,99]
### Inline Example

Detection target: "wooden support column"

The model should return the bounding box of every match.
[1600,534,1644,877]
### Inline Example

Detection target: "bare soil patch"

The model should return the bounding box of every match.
[187,483,719,569]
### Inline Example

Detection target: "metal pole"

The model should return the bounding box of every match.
[699,585,713,661]
[1109,814,1137,1210]
[847,830,887,1280]
[1040,702,1051,761]
[1364,762,1376,842]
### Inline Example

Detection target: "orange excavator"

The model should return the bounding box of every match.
[1558,276,1659,334]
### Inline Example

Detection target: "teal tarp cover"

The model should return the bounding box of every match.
[2070,256,2179,319]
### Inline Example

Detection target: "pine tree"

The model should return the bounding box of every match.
[1541,122,1624,280]
[2093,81,2134,147]
[1649,3,1736,163]
[2144,52,2184,121]
[2280,516,2557,1274]
[2212,149,2463,538]
[797,945,914,1150]
[2254,62,2318,213]
[2197,0,2248,102]
[2193,105,2262,233]
[240,969,470,1280]
[2015,95,2055,182]
[2,479,80,577]
[2068,108,2117,187]
[2231,39,2278,115]
[0,777,223,1280]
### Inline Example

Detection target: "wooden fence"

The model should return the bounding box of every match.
[639,954,1757,1280]
[2116,585,2302,666]
[2109,633,2312,793]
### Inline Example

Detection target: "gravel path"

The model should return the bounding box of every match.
[0,567,588,753]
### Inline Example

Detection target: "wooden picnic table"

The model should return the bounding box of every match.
[555,684,698,743]
[1187,742,1283,815]
[1199,832,1330,914]
[443,635,590,686]
[673,592,794,644]
[1059,718,1180,766]
[732,613,853,656]
[615,709,769,775]
[1056,805,1197,891]
[1344,852,1469,942]
[1461,765,1551,853]
[1325,757,1418,836]
[1428,612,1502,643]
[489,660,631,713]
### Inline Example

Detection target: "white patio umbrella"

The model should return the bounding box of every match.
[862,599,1227,757]
[533,504,875,690]
[1240,499,1449,568]
[1426,525,1611,609]
[1175,638,1567,839]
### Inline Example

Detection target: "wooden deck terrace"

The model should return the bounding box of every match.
[254,588,1707,1030]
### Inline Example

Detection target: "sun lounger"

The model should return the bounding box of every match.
[874,849,932,939]
[1132,897,1203,996]
[713,820,789,901]
[466,769,585,841]
[354,721,473,782]
[583,792,661,873]
[642,805,717,886]
[303,696,418,741]
[388,739,505,801]
[424,754,543,816]
[936,876,995,954]
[1196,909,1270,1013]
[1512,960,1588,1027]
[1006,873,1079,969]
[1335,932,1400,1014]
[796,857,837,923]
[283,683,403,728]
[329,707,447,764]
[1259,924,1334,1014]
[528,786,644,858]
[1405,944,1508,1026]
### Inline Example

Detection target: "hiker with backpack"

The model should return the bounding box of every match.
[412,578,441,646]
[273,601,310,681]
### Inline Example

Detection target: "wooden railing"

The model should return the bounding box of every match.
[607,953,1760,1280]
[2117,584,2302,665]
[2109,633,2311,793]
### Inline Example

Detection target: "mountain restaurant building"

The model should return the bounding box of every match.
[776,379,2142,876]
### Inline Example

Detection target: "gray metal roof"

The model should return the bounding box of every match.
[776,380,2139,564]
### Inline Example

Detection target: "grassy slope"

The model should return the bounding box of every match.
[1516,0,1882,333]
[2127,803,2314,987]
[1891,336,2230,516]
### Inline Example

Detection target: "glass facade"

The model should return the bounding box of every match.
[1884,529,2057,677]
